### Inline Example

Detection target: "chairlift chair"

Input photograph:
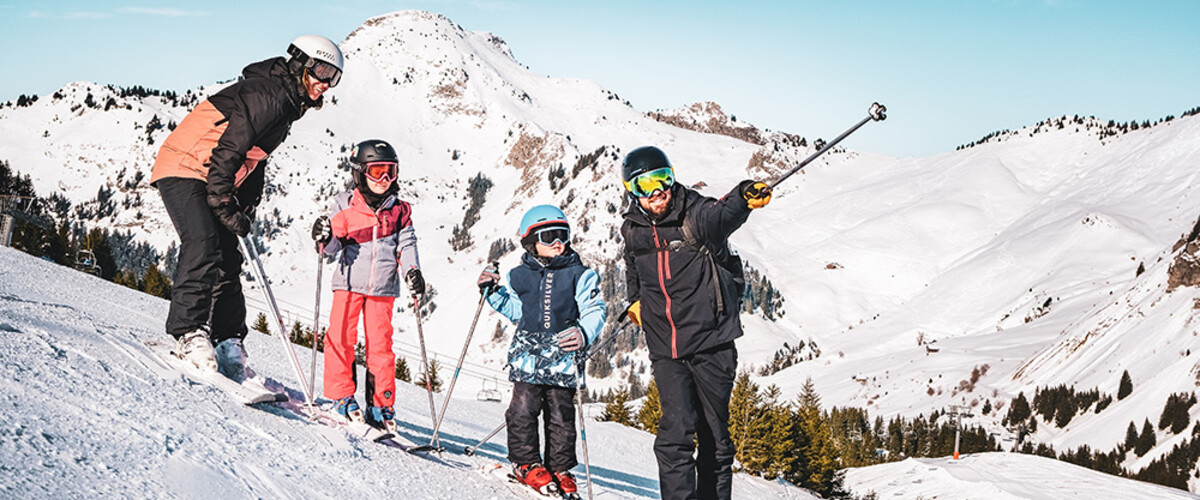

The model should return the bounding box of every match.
[477,377,502,402]
[75,249,101,275]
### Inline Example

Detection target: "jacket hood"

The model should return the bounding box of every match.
[241,56,320,111]
[521,248,582,271]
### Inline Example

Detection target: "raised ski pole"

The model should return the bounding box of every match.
[428,262,499,453]
[462,316,630,457]
[412,293,444,453]
[240,235,314,404]
[307,245,324,408]
[768,102,887,190]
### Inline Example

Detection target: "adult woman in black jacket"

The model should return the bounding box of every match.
[150,35,343,377]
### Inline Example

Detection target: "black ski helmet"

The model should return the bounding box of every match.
[350,140,399,165]
[349,140,399,190]
[622,146,671,182]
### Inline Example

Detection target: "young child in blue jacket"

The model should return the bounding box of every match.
[476,205,605,498]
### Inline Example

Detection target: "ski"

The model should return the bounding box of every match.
[480,463,557,499]
[279,401,441,454]
[145,340,286,405]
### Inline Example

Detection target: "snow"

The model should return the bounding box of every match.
[2,8,1200,495]
[0,246,812,498]
[844,453,1200,500]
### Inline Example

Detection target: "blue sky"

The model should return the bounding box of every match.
[2,0,1197,157]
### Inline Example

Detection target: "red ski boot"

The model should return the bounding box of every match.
[553,470,580,499]
[512,463,557,496]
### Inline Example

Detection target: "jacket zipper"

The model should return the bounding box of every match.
[652,224,679,358]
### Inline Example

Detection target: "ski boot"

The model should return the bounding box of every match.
[512,463,557,496]
[176,330,218,373]
[552,470,580,499]
[366,405,398,434]
[332,396,364,423]
[215,338,248,382]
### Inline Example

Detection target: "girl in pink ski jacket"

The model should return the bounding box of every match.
[311,140,423,429]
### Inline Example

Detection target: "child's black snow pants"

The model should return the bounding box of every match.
[506,381,578,472]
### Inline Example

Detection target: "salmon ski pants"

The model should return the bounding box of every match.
[323,290,396,408]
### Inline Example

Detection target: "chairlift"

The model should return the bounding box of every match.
[75,248,101,275]
[477,378,502,402]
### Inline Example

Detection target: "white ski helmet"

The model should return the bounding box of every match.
[287,35,344,87]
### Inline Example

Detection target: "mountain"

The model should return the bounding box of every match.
[1,9,1199,493]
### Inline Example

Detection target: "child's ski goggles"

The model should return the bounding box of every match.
[534,226,570,245]
[623,167,675,198]
[362,161,397,183]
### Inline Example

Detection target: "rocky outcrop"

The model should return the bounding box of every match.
[1167,216,1200,291]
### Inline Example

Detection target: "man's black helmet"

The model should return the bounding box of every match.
[622,146,671,181]
[350,140,398,165]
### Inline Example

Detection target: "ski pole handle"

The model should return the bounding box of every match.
[768,102,887,190]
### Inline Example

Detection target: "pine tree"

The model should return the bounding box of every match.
[1005,392,1031,425]
[1117,370,1133,400]
[141,263,171,299]
[1124,421,1138,450]
[790,377,840,496]
[728,373,769,474]
[416,359,443,392]
[599,388,633,425]
[289,320,311,348]
[760,385,796,480]
[1135,418,1156,456]
[252,312,270,335]
[395,356,411,382]
[636,379,662,434]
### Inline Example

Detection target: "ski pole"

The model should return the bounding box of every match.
[575,353,595,500]
[768,102,887,190]
[240,235,314,404]
[307,245,324,408]
[464,420,506,457]
[412,293,443,452]
[461,316,630,455]
[429,262,499,452]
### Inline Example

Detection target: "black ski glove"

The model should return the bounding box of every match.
[208,196,251,237]
[311,216,332,250]
[406,268,426,296]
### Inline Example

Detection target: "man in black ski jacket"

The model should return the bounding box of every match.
[150,35,343,377]
[619,146,771,500]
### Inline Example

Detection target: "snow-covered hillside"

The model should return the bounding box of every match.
[0,246,813,499]
[843,453,1199,499]
[2,9,1200,490]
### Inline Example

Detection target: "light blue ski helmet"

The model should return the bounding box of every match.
[518,205,569,239]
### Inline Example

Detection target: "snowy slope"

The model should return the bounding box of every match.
[843,453,1200,500]
[2,9,1200,486]
[0,246,813,499]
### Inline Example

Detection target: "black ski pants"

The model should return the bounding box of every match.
[506,381,578,472]
[652,341,737,500]
[157,178,247,343]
